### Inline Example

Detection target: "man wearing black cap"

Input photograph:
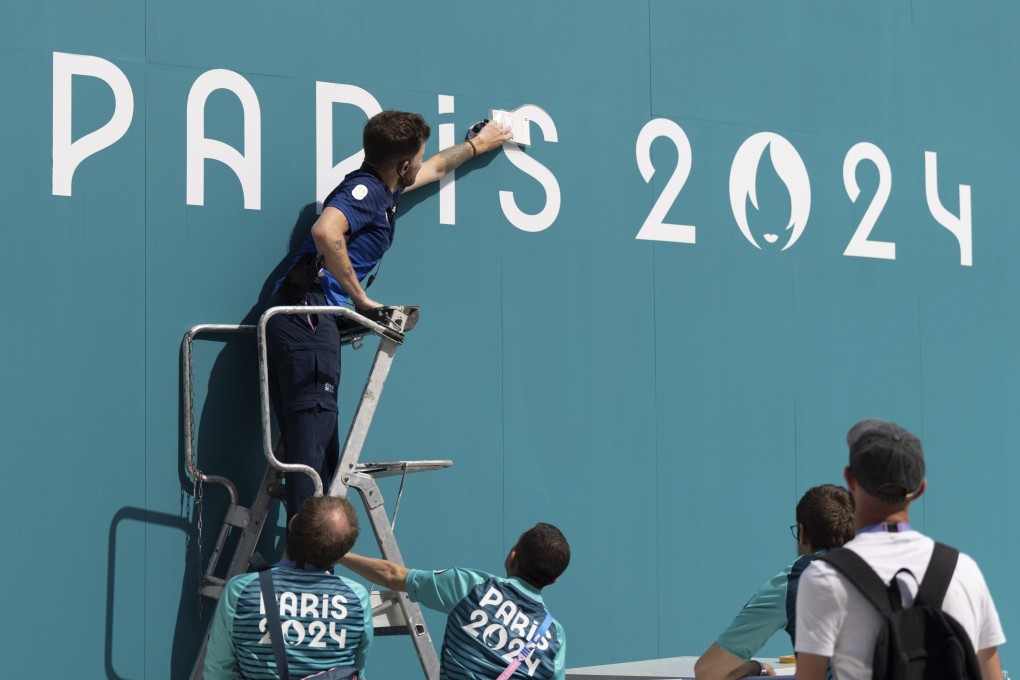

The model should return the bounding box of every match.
[793,419,1006,680]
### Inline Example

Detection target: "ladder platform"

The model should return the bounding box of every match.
[355,460,452,478]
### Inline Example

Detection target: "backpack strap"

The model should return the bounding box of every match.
[258,565,290,680]
[915,542,959,608]
[819,548,898,615]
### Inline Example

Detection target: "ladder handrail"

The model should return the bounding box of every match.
[182,323,256,506]
[256,305,406,497]
[184,307,440,680]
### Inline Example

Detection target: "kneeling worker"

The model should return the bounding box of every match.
[694,484,855,679]
[204,495,372,679]
[339,522,570,680]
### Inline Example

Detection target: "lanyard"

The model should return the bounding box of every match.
[495,611,554,680]
[858,522,913,534]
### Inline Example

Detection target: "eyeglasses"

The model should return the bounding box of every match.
[789,524,799,541]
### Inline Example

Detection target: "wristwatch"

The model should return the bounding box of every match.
[753,660,768,675]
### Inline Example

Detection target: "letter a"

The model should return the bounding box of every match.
[187,69,261,210]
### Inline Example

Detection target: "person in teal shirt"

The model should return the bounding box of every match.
[204,495,373,680]
[694,485,854,679]
[339,523,570,680]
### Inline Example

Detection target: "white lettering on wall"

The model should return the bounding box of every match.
[499,104,560,233]
[635,118,695,244]
[438,94,456,225]
[186,69,262,210]
[729,132,811,251]
[843,142,895,260]
[52,52,135,197]
[925,151,972,267]
[315,82,381,210]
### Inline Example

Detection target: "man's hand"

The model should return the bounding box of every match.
[354,297,382,313]
[471,121,513,153]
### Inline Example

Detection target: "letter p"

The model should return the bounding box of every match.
[52,52,134,196]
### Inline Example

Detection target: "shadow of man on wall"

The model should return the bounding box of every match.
[165,203,318,680]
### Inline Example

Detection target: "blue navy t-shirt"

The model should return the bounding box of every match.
[406,568,566,680]
[278,165,400,306]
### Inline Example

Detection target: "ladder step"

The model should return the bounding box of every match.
[371,590,409,635]
[199,576,225,600]
[222,505,251,529]
[356,460,452,478]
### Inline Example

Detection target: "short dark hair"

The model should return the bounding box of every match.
[514,523,570,588]
[363,110,431,168]
[796,484,854,550]
[287,495,360,569]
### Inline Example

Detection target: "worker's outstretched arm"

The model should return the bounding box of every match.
[337,552,409,591]
[405,121,512,191]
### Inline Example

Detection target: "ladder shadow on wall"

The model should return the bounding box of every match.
[137,203,320,679]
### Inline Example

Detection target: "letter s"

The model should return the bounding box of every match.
[499,105,560,233]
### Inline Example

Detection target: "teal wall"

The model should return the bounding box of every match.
[2,1,1017,677]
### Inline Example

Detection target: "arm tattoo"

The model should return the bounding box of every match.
[438,142,474,172]
[333,239,345,252]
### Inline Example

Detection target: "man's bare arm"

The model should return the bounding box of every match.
[310,207,380,311]
[694,643,774,680]
[405,121,512,191]
[978,647,1002,680]
[793,652,828,680]
[337,552,409,591]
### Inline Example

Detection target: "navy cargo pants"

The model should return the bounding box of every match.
[265,287,340,520]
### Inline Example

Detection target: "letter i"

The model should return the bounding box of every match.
[438,94,456,225]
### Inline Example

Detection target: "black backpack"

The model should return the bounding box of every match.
[820,543,981,680]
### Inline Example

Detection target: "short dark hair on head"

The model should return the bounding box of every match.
[363,110,431,168]
[514,523,570,588]
[796,484,855,550]
[287,495,360,569]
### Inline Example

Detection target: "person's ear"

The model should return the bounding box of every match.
[911,479,927,500]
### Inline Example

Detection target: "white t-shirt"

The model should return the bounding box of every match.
[795,530,1005,680]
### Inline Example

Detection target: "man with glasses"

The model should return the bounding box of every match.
[694,484,854,679]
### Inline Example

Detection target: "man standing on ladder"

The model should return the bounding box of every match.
[266,111,511,520]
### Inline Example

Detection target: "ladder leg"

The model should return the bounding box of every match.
[345,472,441,680]
[330,336,400,496]
[189,461,283,680]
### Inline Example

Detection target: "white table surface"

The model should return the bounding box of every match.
[566,655,796,679]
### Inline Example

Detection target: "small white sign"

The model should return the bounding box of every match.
[491,108,531,146]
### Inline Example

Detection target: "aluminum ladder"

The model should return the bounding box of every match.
[182,305,447,680]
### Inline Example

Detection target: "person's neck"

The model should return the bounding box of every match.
[855,509,910,532]
[364,162,401,193]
